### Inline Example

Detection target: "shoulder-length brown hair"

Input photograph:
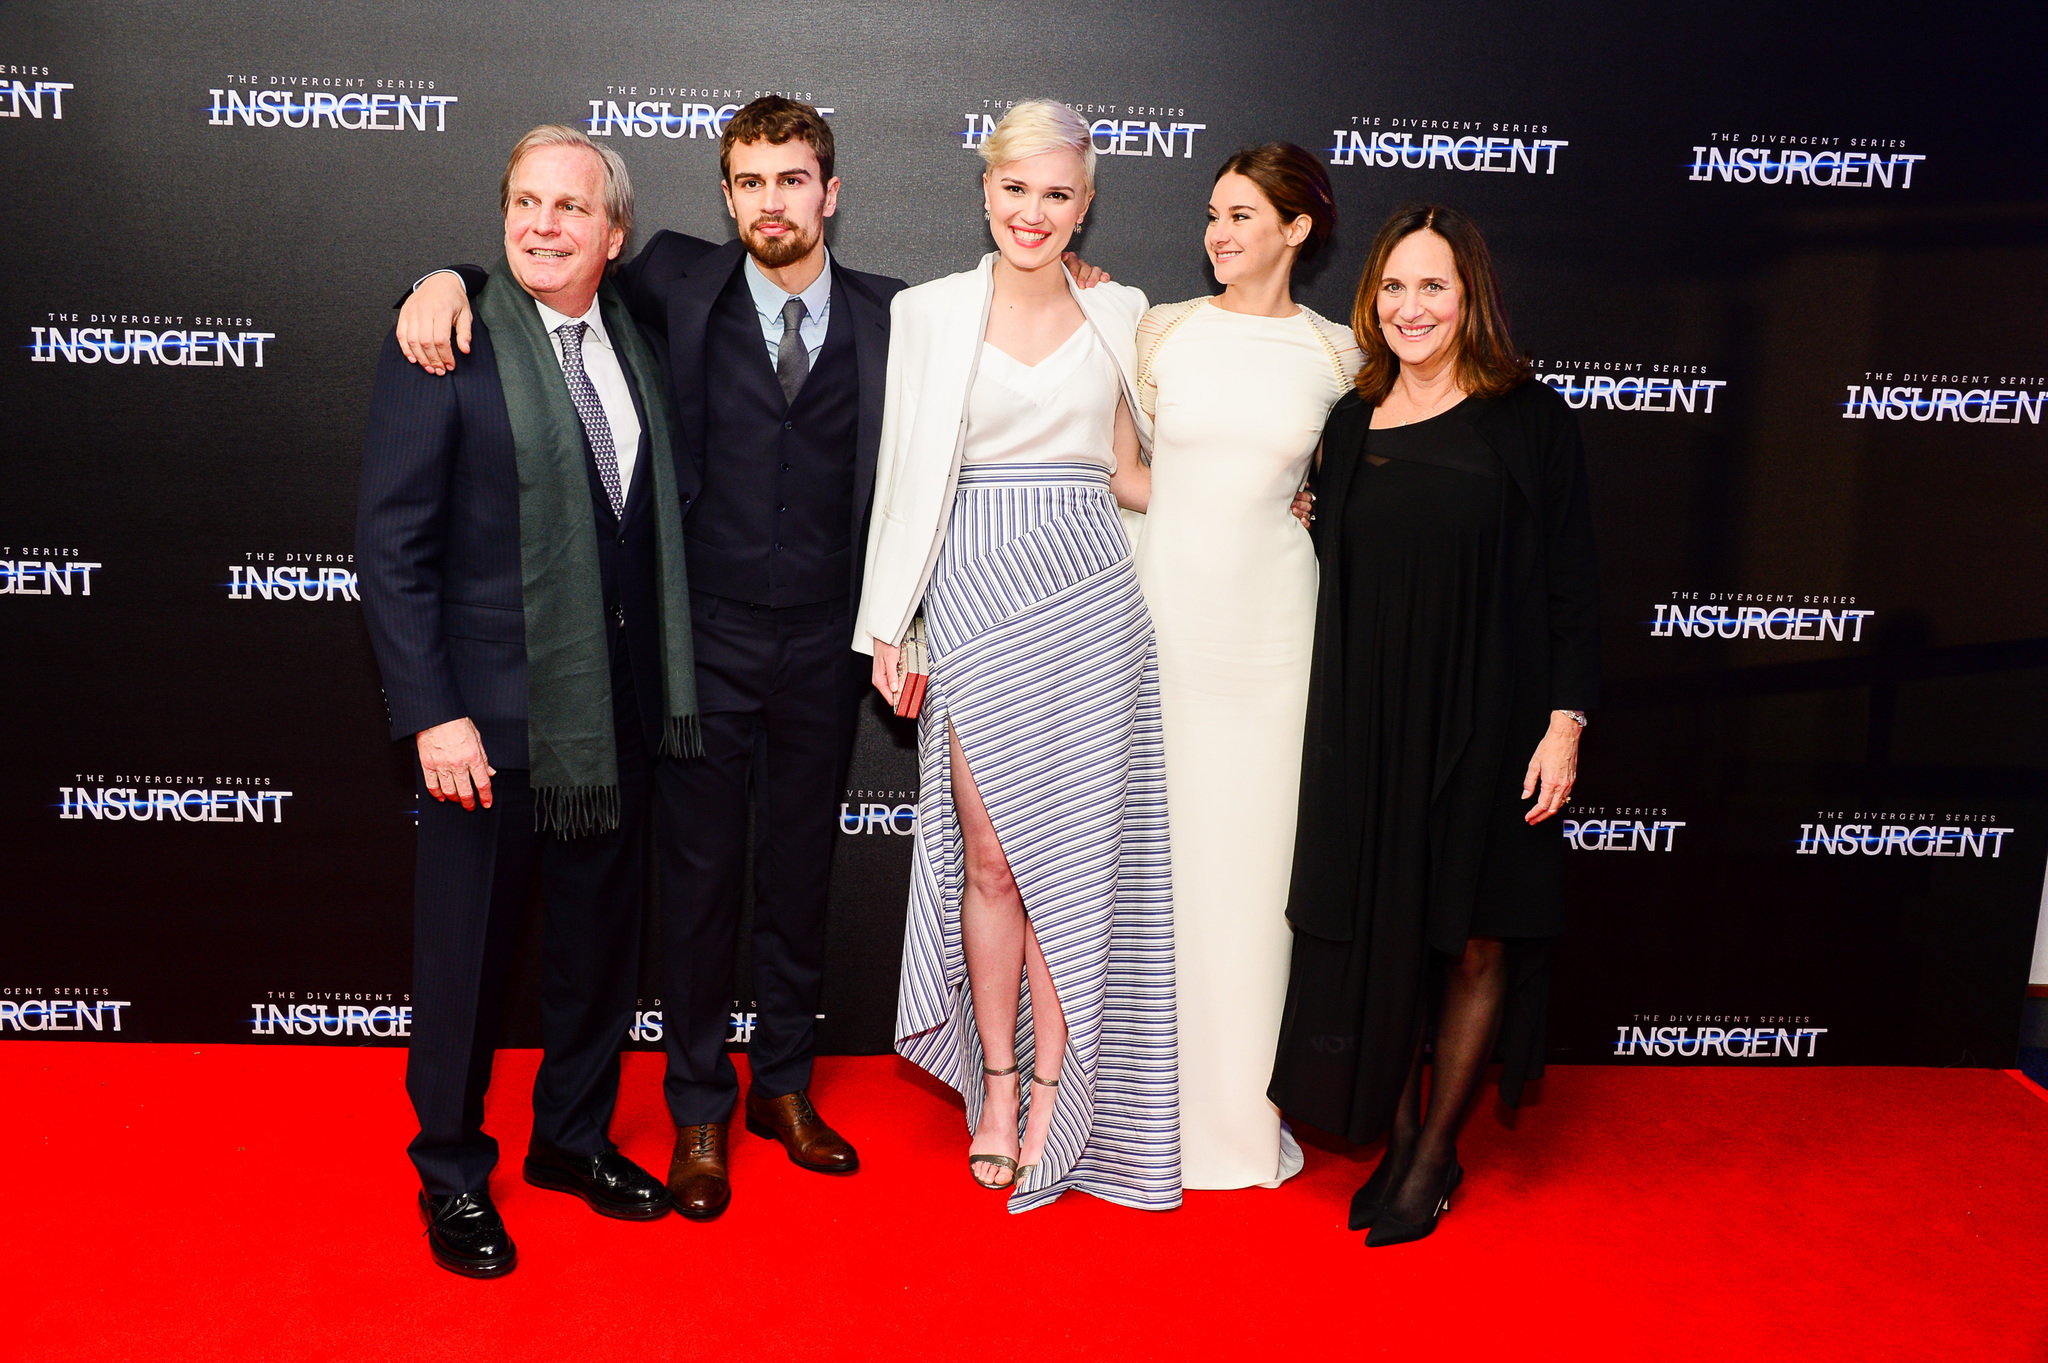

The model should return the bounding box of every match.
[1351,202,1529,404]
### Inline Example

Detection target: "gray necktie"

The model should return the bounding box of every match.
[555,321,623,517]
[776,296,809,404]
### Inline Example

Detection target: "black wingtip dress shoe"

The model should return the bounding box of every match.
[419,1189,518,1278]
[523,1141,674,1221]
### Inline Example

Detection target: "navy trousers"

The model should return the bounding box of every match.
[657,591,862,1126]
[404,660,652,1198]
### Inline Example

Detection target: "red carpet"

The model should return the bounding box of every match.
[3,1045,2044,1362]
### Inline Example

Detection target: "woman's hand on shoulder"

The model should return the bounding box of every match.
[1063,251,1112,288]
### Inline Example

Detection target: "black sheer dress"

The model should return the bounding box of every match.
[1269,380,1600,1145]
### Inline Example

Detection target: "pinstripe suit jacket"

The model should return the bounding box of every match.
[357,326,536,768]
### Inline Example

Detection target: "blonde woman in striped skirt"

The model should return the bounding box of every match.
[855,99,1178,1212]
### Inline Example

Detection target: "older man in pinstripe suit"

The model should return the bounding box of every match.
[358,126,690,1277]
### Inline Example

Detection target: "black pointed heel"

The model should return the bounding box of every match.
[1364,1161,1463,1248]
[1347,1146,1410,1231]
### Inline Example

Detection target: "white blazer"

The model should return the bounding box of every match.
[853,252,1151,654]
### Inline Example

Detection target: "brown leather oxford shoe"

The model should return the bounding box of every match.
[744,1087,859,1174]
[667,1122,731,1221]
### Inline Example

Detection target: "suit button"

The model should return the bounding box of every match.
[773,542,783,552]
[780,462,791,472]
[783,420,794,431]
[778,504,787,513]
[681,493,692,504]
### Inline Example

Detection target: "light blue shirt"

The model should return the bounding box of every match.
[744,247,833,369]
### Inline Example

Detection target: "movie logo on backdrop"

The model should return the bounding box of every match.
[56,773,293,824]
[0,988,130,1037]
[29,311,274,367]
[249,991,410,1040]
[1327,114,1566,174]
[0,66,70,120]
[226,552,358,603]
[841,787,917,836]
[206,74,455,132]
[626,1001,664,1043]
[1841,372,2048,425]
[585,87,832,140]
[961,98,1207,160]
[1612,1017,1827,1059]
[617,1001,785,1046]
[1561,806,1686,852]
[1795,811,2014,859]
[4,0,2040,1080]
[1648,592,1872,642]
[1534,358,1726,416]
[1687,132,1923,188]
[2,547,99,596]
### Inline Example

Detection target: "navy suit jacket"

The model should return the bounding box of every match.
[451,232,906,605]
[356,315,663,770]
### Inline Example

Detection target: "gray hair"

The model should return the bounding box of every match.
[499,124,634,244]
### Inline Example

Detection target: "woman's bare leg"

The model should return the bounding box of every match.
[952,724,1027,1186]
[1019,925,1069,1170]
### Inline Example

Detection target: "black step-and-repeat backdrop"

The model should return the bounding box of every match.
[7,1,2046,1071]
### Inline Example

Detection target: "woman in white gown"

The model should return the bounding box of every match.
[1134,144,1361,1189]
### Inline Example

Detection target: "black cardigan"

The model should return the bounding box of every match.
[1287,376,1601,944]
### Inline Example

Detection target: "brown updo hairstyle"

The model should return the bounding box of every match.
[1351,201,1530,405]
[1213,142,1336,264]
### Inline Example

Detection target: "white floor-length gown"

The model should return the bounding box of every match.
[1133,297,1360,1189]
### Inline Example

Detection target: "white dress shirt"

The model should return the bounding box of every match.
[532,295,642,500]
[744,247,833,370]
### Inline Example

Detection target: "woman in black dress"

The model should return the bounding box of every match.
[1271,203,1599,1247]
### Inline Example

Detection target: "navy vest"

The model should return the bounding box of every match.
[687,266,859,607]
[577,351,666,753]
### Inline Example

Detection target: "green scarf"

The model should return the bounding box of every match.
[477,263,700,837]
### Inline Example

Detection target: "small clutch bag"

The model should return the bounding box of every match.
[893,615,930,720]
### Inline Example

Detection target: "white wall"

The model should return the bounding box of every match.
[2032,853,2048,987]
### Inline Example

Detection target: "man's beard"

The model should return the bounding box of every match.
[742,214,819,269]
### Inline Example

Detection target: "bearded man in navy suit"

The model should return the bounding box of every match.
[397,99,903,1218]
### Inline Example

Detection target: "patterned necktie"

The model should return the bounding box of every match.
[555,321,623,516]
[776,296,810,405]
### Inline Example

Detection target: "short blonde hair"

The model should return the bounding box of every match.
[500,124,635,244]
[979,99,1096,190]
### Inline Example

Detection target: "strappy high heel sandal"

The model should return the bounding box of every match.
[967,1060,1022,1189]
[1013,1071,1061,1183]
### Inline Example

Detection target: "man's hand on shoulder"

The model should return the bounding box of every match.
[1063,251,1112,289]
[417,716,494,810]
[398,272,474,375]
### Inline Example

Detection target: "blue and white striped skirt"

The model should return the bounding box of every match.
[894,461,1181,1213]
